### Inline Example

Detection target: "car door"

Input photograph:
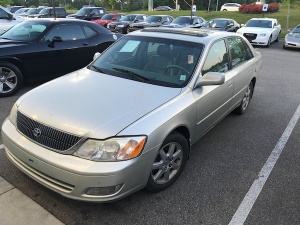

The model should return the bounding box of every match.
[227,36,256,110]
[35,24,91,79]
[193,39,234,140]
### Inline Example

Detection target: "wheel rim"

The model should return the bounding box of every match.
[151,142,183,184]
[268,37,271,46]
[241,85,251,111]
[0,67,17,94]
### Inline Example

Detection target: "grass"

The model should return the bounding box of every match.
[109,5,300,38]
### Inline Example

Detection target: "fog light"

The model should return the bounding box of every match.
[85,184,123,196]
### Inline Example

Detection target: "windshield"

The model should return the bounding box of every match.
[146,16,162,23]
[172,17,192,25]
[245,19,272,28]
[120,15,136,21]
[101,14,113,20]
[27,8,37,14]
[76,8,91,16]
[1,21,47,41]
[204,19,227,28]
[292,26,300,33]
[90,35,203,88]
[39,8,51,14]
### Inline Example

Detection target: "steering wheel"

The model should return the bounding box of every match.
[166,65,190,76]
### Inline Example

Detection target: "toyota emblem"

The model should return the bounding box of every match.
[33,128,41,137]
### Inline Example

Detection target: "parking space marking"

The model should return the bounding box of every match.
[229,104,300,225]
[0,144,4,150]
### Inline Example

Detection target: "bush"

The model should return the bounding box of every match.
[239,3,279,13]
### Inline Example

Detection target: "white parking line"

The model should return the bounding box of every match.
[0,144,4,150]
[229,104,300,225]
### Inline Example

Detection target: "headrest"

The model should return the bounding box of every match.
[157,45,170,57]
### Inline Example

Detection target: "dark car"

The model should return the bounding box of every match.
[107,14,147,34]
[18,7,45,17]
[129,15,173,32]
[66,7,106,21]
[162,16,206,28]
[28,7,67,18]
[92,13,124,28]
[201,18,240,32]
[5,6,24,13]
[154,6,174,11]
[0,18,122,97]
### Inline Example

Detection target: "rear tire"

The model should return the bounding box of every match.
[266,36,272,48]
[146,132,189,192]
[0,62,23,97]
[234,82,253,115]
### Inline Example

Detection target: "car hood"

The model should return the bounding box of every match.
[133,22,160,26]
[285,33,300,42]
[96,20,111,24]
[17,68,182,139]
[0,38,29,48]
[238,27,271,34]
[110,21,130,25]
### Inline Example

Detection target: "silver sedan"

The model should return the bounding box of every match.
[1,28,262,202]
[283,24,300,49]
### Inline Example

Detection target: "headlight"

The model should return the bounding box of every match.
[74,136,147,161]
[117,24,124,27]
[259,33,267,36]
[9,102,18,126]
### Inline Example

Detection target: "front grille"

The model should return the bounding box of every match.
[243,33,257,42]
[109,25,116,29]
[17,111,81,151]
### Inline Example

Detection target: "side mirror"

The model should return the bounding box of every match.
[287,29,291,32]
[194,72,225,89]
[241,24,245,27]
[93,52,101,60]
[48,36,62,48]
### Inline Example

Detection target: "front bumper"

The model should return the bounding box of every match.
[283,40,300,49]
[1,118,157,202]
[242,33,269,46]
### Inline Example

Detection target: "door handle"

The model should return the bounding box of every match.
[82,43,88,46]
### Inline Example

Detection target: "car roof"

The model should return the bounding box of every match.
[250,18,275,21]
[128,27,241,44]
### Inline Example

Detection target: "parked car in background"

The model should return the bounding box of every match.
[129,15,173,32]
[220,3,241,11]
[107,14,147,34]
[283,24,300,49]
[0,18,122,97]
[154,6,175,11]
[18,7,46,17]
[201,18,240,32]
[67,7,106,21]
[0,6,23,34]
[13,7,30,16]
[28,7,67,18]
[92,13,124,28]
[1,28,262,202]
[5,6,24,13]
[236,18,281,47]
[162,16,206,28]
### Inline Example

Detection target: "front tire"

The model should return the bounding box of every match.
[234,82,253,115]
[275,32,280,42]
[146,132,189,192]
[266,36,272,48]
[0,62,23,97]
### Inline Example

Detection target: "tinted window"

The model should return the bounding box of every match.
[83,25,97,38]
[228,37,253,69]
[202,40,228,75]
[45,25,85,41]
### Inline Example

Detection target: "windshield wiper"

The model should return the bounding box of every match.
[89,65,104,73]
[112,67,149,82]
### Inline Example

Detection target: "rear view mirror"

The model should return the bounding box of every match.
[48,36,62,48]
[93,52,101,60]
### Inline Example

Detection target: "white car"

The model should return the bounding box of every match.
[237,18,281,47]
[220,3,241,11]
[0,6,23,34]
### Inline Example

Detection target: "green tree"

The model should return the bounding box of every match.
[0,0,13,6]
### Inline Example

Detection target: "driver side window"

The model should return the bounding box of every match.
[44,25,85,41]
[202,40,228,75]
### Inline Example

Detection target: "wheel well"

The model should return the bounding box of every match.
[171,126,190,147]
[251,77,256,96]
[0,58,26,80]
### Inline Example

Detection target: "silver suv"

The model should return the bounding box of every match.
[2,28,262,202]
